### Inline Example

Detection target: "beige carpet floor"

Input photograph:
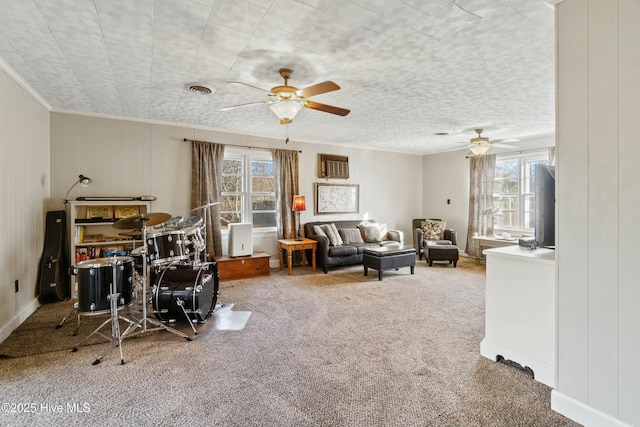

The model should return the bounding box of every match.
[0,257,580,427]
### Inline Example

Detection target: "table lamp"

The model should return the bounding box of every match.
[292,195,306,241]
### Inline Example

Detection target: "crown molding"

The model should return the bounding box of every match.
[0,56,51,111]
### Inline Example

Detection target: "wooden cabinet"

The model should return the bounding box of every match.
[214,252,270,281]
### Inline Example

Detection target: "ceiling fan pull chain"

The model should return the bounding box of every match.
[285,124,289,144]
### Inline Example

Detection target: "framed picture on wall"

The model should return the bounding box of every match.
[86,206,113,219]
[314,183,359,214]
[115,206,140,219]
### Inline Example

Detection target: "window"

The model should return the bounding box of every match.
[493,150,549,233]
[220,149,276,230]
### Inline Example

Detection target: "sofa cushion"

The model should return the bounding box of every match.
[322,223,344,246]
[359,222,388,243]
[422,219,446,240]
[313,225,328,238]
[338,228,364,244]
[328,245,357,257]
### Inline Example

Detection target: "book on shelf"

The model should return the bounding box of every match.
[82,234,104,243]
[75,246,103,263]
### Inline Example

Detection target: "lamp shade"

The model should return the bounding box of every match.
[292,195,306,212]
[64,173,92,203]
[79,174,92,186]
[469,144,490,155]
[269,100,302,124]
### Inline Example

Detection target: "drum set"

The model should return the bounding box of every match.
[61,205,220,365]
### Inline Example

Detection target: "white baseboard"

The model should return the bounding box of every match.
[480,338,555,388]
[0,298,40,344]
[551,390,634,427]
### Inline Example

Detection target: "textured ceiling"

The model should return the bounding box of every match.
[0,0,559,154]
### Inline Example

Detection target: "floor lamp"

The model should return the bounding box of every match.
[292,195,306,241]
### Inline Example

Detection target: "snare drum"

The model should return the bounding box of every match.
[152,262,218,323]
[146,230,188,266]
[156,216,183,231]
[73,257,134,314]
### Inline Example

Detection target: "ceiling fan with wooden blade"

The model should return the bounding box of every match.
[220,68,350,124]
[439,128,519,155]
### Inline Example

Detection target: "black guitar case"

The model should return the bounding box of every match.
[36,210,70,303]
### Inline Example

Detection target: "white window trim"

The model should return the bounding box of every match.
[221,147,276,233]
[493,149,549,237]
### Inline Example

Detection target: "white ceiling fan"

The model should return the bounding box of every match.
[441,129,519,155]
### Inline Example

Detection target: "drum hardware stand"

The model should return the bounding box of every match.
[72,258,138,365]
[56,301,81,335]
[118,223,192,342]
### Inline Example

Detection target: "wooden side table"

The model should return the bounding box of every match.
[277,238,317,275]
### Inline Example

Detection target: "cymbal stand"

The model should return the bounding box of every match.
[119,224,192,341]
[200,205,210,263]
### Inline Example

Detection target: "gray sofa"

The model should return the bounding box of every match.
[304,220,403,273]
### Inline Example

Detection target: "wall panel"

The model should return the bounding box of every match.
[0,69,50,342]
[617,0,640,425]
[586,0,619,414]
[556,0,590,402]
[554,0,640,425]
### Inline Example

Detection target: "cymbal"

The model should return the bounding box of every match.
[118,230,143,237]
[113,212,171,229]
[191,201,220,211]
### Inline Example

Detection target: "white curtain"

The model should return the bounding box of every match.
[465,154,497,255]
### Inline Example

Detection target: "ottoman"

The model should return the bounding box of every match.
[425,241,459,267]
[363,246,416,281]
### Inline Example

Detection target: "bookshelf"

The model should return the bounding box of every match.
[68,200,150,296]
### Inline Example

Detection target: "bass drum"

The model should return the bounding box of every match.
[152,262,218,323]
[73,257,134,314]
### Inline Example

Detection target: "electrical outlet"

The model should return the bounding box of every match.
[15,279,19,293]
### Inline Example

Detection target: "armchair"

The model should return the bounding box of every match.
[412,218,458,261]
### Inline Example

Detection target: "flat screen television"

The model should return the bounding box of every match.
[534,164,556,248]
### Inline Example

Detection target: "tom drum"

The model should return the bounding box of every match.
[146,230,188,266]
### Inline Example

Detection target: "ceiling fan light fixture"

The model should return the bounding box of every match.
[470,144,490,155]
[269,100,302,124]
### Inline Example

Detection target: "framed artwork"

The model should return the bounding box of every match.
[115,205,140,219]
[314,183,359,214]
[86,206,113,219]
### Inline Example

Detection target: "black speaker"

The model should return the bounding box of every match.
[37,210,70,303]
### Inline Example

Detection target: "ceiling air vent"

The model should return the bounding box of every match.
[187,84,213,95]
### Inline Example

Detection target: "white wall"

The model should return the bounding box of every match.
[49,113,423,262]
[422,150,470,250]
[0,68,50,343]
[553,1,640,427]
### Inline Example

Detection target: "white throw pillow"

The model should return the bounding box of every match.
[322,223,343,246]
[358,222,388,242]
